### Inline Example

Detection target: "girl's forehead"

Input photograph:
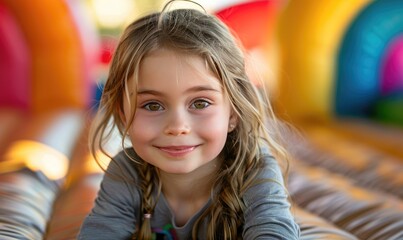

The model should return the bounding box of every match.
[143,48,205,69]
[137,49,222,89]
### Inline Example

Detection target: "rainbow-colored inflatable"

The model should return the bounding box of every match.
[277,0,403,125]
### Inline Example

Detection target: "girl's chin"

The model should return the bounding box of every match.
[157,163,201,175]
[159,167,196,175]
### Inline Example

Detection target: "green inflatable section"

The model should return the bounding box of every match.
[373,94,403,127]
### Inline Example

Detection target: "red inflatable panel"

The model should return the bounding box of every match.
[0,3,30,109]
[215,0,282,50]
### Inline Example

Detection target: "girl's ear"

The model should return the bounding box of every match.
[228,112,238,133]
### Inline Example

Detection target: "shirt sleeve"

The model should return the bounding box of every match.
[78,153,140,240]
[242,155,300,240]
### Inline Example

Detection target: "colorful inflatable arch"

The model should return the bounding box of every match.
[277,0,403,125]
[277,0,372,121]
[336,0,403,117]
[0,0,99,113]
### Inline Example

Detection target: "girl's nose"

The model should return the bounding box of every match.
[163,110,190,136]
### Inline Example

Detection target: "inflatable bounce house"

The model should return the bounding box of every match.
[0,0,402,239]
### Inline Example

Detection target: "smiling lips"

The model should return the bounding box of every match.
[157,145,198,157]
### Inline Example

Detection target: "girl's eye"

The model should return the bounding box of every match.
[143,102,164,111]
[191,100,210,109]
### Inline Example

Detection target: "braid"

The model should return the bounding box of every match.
[192,159,245,239]
[132,162,160,240]
[212,180,244,239]
[192,173,244,239]
[192,131,262,239]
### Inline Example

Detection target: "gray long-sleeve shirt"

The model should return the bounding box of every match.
[78,149,300,239]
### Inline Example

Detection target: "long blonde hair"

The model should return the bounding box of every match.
[90,1,289,239]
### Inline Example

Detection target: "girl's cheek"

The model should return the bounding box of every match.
[131,114,165,132]
[194,113,230,132]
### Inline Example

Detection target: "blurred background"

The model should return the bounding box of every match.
[0,0,402,239]
[1,0,403,124]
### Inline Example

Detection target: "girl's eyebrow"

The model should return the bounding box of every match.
[136,89,164,96]
[185,85,221,93]
[137,85,221,96]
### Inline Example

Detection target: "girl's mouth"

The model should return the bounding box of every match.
[157,145,198,157]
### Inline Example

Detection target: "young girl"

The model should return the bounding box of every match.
[79,1,300,239]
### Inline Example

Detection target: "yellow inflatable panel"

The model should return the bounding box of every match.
[3,0,86,113]
[277,0,371,121]
[1,140,69,180]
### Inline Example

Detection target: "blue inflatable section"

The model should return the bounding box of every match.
[335,0,403,117]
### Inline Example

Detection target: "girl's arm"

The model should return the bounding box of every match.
[78,152,140,240]
[242,156,300,239]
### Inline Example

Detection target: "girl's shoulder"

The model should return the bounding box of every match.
[259,149,284,180]
[105,148,141,182]
[244,149,287,197]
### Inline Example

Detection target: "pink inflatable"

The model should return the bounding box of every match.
[381,35,403,95]
[2,0,88,113]
[0,3,30,109]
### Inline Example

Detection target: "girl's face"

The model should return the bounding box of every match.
[123,49,235,175]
